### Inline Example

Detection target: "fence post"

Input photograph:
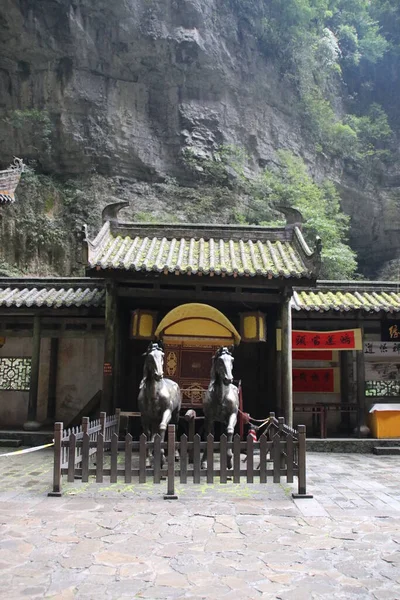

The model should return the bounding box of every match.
[48,422,63,497]
[82,416,89,434]
[100,411,106,437]
[164,424,177,500]
[184,410,196,463]
[278,417,286,471]
[115,407,121,436]
[292,424,313,499]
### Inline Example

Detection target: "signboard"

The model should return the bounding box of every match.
[382,321,400,341]
[277,329,362,351]
[293,368,340,393]
[364,341,400,357]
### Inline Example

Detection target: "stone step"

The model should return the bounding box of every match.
[0,438,22,448]
[0,430,53,447]
[373,446,400,456]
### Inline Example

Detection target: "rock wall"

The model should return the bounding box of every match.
[0,0,399,277]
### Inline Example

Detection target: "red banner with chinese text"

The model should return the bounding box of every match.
[292,329,361,350]
[293,368,339,393]
[276,328,362,351]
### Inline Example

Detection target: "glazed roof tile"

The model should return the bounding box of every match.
[293,282,400,313]
[86,206,320,279]
[0,279,105,308]
[0,277,398,313]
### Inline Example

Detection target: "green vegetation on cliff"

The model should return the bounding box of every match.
[183,147,357,279]
[231,0,396,163]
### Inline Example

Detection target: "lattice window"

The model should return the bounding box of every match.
[0,358,31,391]
[365,380,400,398]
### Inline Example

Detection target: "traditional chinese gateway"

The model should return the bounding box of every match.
[0,201,399,439]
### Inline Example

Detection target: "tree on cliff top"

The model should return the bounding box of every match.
[249,151,358,280]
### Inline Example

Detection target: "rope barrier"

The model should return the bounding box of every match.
[0,442,54,458]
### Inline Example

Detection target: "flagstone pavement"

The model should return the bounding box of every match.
[1,448,400,599]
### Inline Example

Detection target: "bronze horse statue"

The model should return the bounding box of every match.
[138,342,182,466]
[202,346,239,469]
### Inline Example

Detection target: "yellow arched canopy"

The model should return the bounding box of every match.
[155,303,241,346]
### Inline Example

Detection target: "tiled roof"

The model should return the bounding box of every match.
[0,279,105,308]
[293,282,400,313]
[86,203,321,279]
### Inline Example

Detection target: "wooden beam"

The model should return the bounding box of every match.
[101,281,117,412]
[281,293,293,427]
[117,286,281,304]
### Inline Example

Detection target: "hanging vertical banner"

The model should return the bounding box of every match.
[277,329,362,351]
[293,368,340,393]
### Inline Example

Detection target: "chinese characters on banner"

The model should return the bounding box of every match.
[293,368,339,393]
[382,321,400,342]
[277,329,362,351]
[364,341,400,357]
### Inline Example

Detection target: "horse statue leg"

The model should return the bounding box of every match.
[159,408,172,467]
[226,412,237,470]
[141,418,152,468]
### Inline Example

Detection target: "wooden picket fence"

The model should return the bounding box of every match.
[49,410,120,496]
[49,413,311,498]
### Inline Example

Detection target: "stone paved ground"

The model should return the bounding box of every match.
[1,448,400,599]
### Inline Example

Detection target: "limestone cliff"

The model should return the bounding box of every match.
[0,0,399,277]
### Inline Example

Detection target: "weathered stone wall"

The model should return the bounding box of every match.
[56,337,104,424]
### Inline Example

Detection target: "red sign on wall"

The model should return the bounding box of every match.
[293,350,333,361]
[103,362,113,376]
[277,329,362,351]
[293,368,338,393]
[292,329,361,351]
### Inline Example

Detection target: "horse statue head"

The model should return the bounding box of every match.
[210,346,235,387]
[140,341,165,386]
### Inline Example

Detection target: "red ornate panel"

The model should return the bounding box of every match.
[164,344,219,408]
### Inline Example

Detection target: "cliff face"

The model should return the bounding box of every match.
[0,0,399,277]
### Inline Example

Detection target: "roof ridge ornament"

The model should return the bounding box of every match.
[312,236,322,276]
[276,205,303,228]
[102,201,129,224]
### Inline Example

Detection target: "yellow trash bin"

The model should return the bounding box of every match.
[369,404,400,439]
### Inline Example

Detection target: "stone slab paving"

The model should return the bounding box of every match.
[1,447,400,599]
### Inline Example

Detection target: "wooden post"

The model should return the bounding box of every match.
[292,425,313,498]
[100,411,106,436]
[25,315,42,429]
[101,281,117,413]
[185,409,196,463]
[281,292,293,427]
[356,324,368,437]
[112,299,121,414]
[268,312,279,413]
[115,407,121,437]
[48,422,63,496]
[47,337,59,420]
[340,351,350,431]
[164,424,177,499]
